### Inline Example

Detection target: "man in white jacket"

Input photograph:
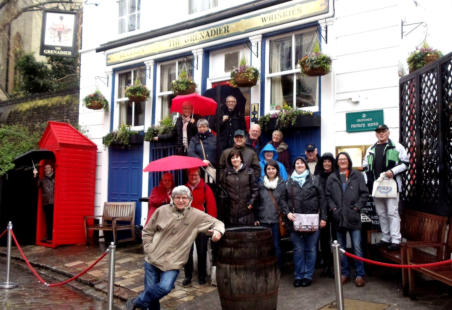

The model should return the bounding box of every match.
[363,124,409,251]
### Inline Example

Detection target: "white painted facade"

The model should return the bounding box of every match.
[79,0,447,222]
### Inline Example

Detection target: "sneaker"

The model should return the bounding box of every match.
[198,278,206,285]
[376,240,391,247]
[125,297,137,310]
[293,279,303,287]
[182,278,192,286]
[387,243,400,251]
[354,276,365,287]
[300,278,312,287]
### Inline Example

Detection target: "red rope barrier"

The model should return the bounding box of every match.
[342,250,452,269]
[0,228,7,240]
[10,229,109,287]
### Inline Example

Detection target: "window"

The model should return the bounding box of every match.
[189,0,217,14]
[267,30,319,110]
[156,57,194,121]
[118,0,141,34]
[117,67,146,127]
[224,51,239,72]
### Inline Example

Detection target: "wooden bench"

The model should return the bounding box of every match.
[406,217,452,298]
[84,202,136,244]
[367,209,448,293]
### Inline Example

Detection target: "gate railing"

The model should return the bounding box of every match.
[399,52,452,215]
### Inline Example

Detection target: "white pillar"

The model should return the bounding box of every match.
[249,35,262,120]
[192,48,204,93]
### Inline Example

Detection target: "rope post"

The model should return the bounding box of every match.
[107,242,116,310]
[0,222,18,289]
[332,240,344,310]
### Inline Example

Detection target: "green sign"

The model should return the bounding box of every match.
[346,110,384,133]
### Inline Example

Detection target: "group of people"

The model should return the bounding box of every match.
[126,94,409,309]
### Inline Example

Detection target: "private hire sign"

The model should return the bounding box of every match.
[106,0,329,65]
[346,110,384,133]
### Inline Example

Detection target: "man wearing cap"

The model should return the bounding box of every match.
[363,124,409,251]
[219,129,260,181]
[305,144,320,175]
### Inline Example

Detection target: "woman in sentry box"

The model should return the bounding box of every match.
[281,156,327,288]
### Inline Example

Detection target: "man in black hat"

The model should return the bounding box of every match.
[305,143,319,175]
[219,129,260,181]
[363,124,409,251]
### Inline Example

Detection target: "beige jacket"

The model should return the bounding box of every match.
[142,203,225,271]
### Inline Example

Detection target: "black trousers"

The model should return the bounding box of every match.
[184,233,209,280]
[319,221,334,269]
[43,204,54,240]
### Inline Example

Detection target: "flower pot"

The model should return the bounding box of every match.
[174,82,196,95]
[86,100,104,110]
[301,65,330,77]
[234,73,258,87]
[294,114,321,128]
[128,95,147,102]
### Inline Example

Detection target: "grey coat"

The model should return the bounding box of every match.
[256,178,288,224]
[325,170,369,230]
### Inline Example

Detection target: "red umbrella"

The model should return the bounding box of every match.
[143,155,207,172]
[171,93,217,116]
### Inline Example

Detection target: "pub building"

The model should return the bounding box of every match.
[80,0,402,224]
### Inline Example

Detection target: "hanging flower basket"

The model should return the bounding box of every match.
[171,68,197,95]
[299,42,332,77]
[83,90,109,111]
[231,56,259,87]
[125,79,150,102]
[407,43,443,73]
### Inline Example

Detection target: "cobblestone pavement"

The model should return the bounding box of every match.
[0,258,114,309]
[2,243,452,310]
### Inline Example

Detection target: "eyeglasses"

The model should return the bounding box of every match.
[338,158,348,162]
[173,196,189,200]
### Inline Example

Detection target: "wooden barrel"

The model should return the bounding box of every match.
[216,226,280,310]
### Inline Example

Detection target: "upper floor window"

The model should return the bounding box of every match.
[118,0,141,34]
[156,57,194,122]
[189,0,218,14]
[267,29,319,111]
[117,67,146,128]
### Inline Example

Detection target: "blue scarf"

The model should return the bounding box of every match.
[291,169,309,188]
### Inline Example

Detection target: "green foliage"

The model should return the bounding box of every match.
[407,42,442,73]
[13,50,79,97]
[171,68,196,94]
[0,125,41,175]
[299,42,331,75]
[145,116,175,141]
[103,124,139,147]
[258,104,313,132]
[230,56,259,87]
[125,79,150,100]
[83,90,109,111]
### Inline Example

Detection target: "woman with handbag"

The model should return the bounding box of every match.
[188,119,217,182]
[281,156,327,287]
[254,160,288,270]
[220,148,258,227]
[325,152,369,287]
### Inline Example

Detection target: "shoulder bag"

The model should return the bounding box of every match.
[268,189,286,237]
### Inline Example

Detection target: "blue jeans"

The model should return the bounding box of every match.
[290,230,320,280]
[261,223,282,269]
[134,262,179,310]
[336,229,365,278]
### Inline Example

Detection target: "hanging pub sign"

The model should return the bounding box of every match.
[40,10,77,57]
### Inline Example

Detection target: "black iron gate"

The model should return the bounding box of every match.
[399,52,452,216]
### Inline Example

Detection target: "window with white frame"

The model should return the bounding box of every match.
[156,57,194,122]
[118,0,141,34]
[117,67,146,127]
[189,0,218,14]
[267,29,319,111]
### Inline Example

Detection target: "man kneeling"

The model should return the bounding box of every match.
[126,185,225,310]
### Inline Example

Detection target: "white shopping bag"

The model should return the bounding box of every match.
[372,173,398,198]
[293,213,319,232]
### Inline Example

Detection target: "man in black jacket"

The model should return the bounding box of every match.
[34,164,55,242]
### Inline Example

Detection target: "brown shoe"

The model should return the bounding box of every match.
[355,276,365,287]
[341,275,349,284]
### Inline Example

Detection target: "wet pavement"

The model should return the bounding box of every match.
[1,242,452,309]
[0,257,114,309]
